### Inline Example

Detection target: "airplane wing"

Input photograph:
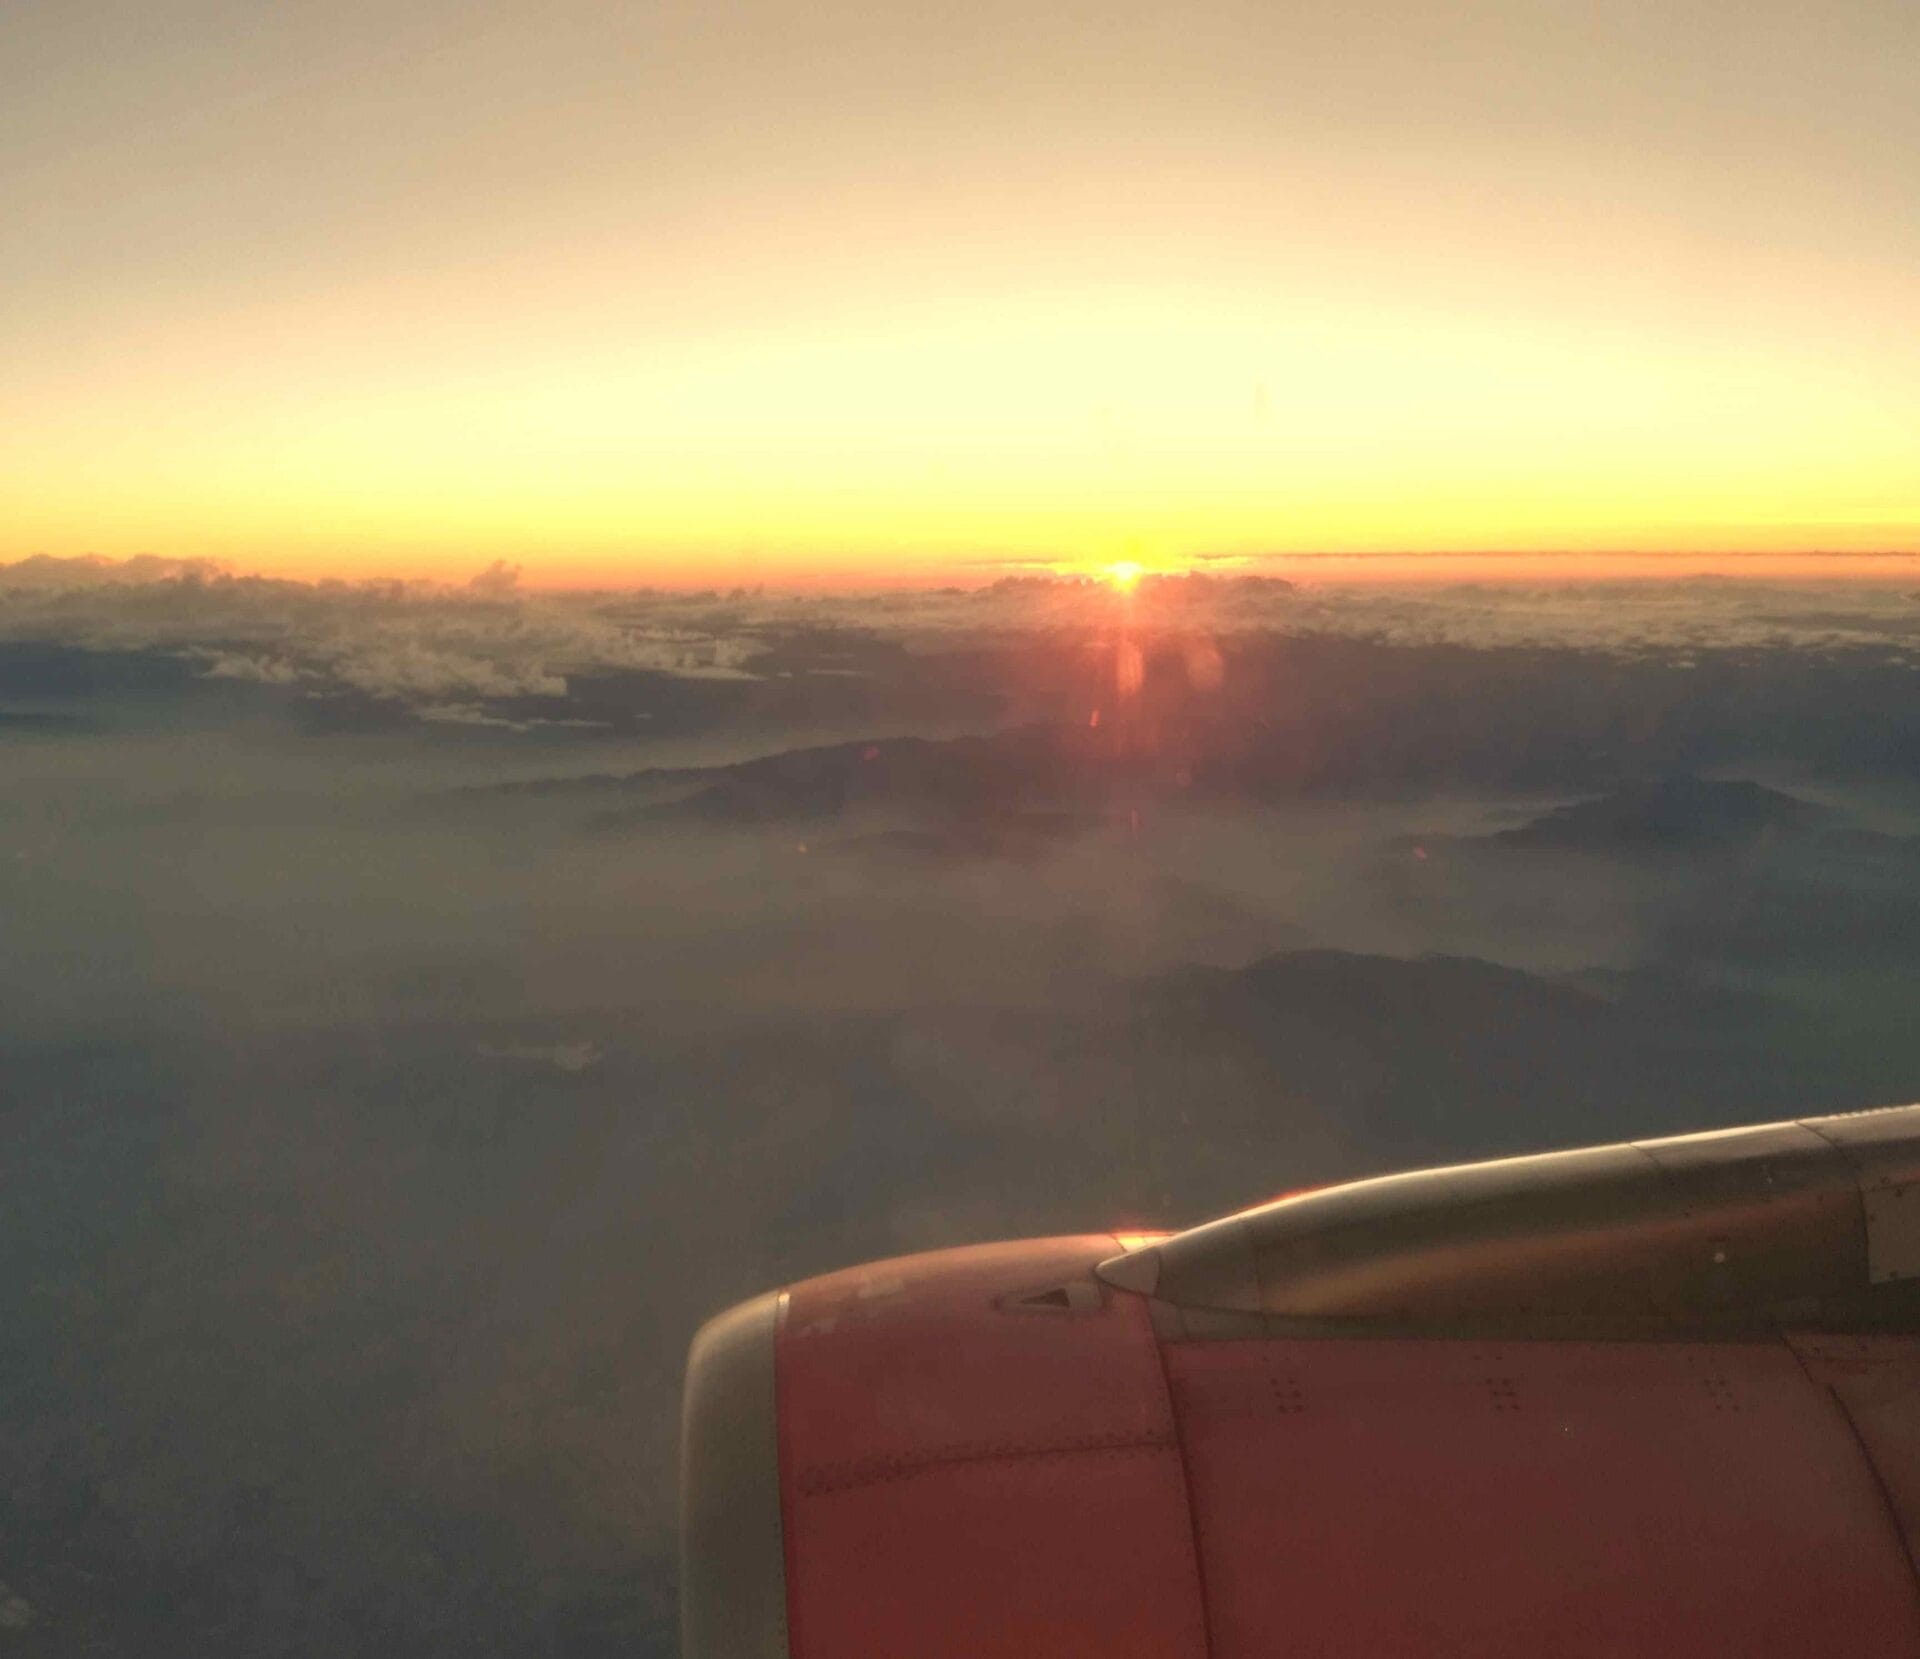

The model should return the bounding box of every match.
[682,1103,1920,1657]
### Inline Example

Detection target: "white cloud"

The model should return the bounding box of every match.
[800,571,1920,658]
[0,557,765,706]
[417,702,614,731]
[196,652,306,685]
[467,559,522,598]
[0,553,228,589]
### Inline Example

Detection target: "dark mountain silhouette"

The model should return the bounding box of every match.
[1112,945,1920,1189]
[817,812,1101,865]
[1129,949,1777,1167]
[1385,777,1920,973]
[590,729,1103,827]
[1488,776,1830,854]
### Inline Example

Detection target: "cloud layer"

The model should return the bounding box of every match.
[8,557,1920,728]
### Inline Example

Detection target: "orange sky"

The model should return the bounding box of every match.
[4,0,1916,587]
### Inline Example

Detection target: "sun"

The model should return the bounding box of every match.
[1044,551,1195,590]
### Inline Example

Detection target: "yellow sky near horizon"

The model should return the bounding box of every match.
[3,0,1916,585]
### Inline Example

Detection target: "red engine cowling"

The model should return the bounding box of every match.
[682,1106,1920,1657]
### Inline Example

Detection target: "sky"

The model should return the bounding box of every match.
[3,0,1917,584]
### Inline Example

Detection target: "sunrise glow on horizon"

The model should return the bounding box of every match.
[6,1,1916,588]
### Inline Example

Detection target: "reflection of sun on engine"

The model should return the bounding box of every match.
[684,1103,1920,1659]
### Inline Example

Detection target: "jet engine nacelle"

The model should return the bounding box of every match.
[683,1105,1920,1657]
